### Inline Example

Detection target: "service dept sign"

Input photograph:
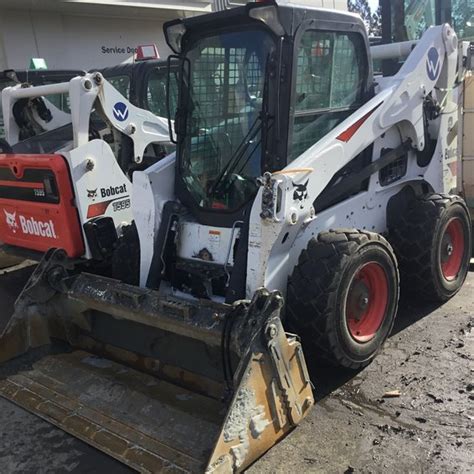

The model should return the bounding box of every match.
[101,45,138,55]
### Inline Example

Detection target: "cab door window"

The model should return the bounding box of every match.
[145,68,178,119]
[108,75,131,100]
[289,30,367,162]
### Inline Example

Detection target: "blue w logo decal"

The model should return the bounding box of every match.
[113,102,129,122]
[426,47,440,81]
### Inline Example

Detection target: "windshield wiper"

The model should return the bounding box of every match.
[208,114,263,197]
[208,51,274,197]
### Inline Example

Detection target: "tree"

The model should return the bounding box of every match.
[347,0,382,37]
[370,4,382,37]
[451,0,474,40]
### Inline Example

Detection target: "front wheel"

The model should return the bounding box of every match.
[287,230,400,369]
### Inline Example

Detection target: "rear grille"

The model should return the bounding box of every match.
[0,166,59,203]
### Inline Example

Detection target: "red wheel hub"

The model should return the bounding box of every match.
[346,262,389,343]
[440,218,465,281]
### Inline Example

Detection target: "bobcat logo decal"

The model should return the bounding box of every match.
[4,209,18,233]
[87,189,98,200]
[293,180,309,202]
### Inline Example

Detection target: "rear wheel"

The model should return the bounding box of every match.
[287,230,399,369]
[389,194,471,302]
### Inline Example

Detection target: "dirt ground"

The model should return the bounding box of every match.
[0,263,472,473]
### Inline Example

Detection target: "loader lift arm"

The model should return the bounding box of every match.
[245,23,459,294]
[2,72,171,163]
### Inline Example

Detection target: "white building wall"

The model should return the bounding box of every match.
[0,1,348,71]
[0,25,7,69]
[282,0,347,8]
[0,9,172,70]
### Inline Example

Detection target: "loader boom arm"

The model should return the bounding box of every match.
[1,72,171,160]
[246,24,459,294]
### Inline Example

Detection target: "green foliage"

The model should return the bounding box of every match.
[347,0,382,36]
[451,0,474,39]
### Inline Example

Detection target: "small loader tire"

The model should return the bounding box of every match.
[389,194,471,302]
[112,222,140,285]
[287,230,399,370]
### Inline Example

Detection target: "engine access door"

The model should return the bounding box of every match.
[0,154,84,257]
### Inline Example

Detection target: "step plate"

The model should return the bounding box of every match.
[0,351,224,473]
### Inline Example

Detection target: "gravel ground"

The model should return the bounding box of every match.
[0,264,472,473]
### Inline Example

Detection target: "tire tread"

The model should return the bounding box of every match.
[287,229,398,369]
[389,193,470,301]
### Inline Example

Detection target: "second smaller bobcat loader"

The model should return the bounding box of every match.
[0,69,172,263]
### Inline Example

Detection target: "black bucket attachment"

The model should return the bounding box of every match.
[0,249,313,472]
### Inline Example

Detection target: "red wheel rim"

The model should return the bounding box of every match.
[440,218,465,281]
[346,262,389,343]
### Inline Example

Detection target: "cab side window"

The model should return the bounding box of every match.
[108,75,131,100]
[288,30,367,162]
[42,82,71,113]
[145,68,178,119]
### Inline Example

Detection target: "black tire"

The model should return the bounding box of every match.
[389,194,471,302]
[112,222,140,285]
[471,222,474,258]
[287,230,399,369]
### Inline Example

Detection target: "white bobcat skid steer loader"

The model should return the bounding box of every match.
[0,73,170,264]
[0,2,472,473]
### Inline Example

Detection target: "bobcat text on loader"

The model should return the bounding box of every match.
[0,2,472,473]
